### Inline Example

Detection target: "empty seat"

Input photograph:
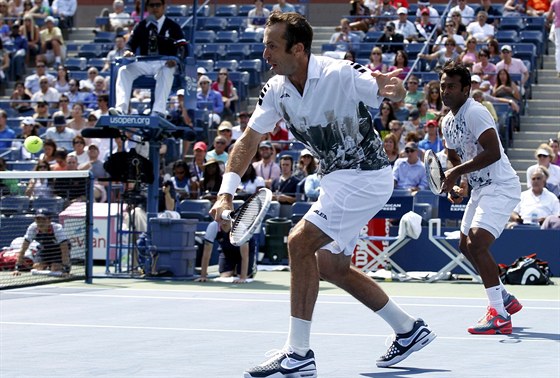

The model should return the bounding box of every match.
[196,59,214,73]
[166,4,188,17]
[31,196,65,215]
[88,57,107,71]
[495,30,519,44]
[226,43,250,61]
[0,196,30,215]
[78,44,103,59]
[194,30,216,43]
[65,57,88,71]
[238,5,254,17]
[178,199,212,221]
[239,31,262,43]
[238,59,263,87]
[215,30,239,43]
[199,43,226,60]
[215,4,238,17]
[214,59,239,72]
[498,16,525,32]
[199,17,227,32]
[291,202,312,224]
[93,31,116,43]
[225,17,247,32]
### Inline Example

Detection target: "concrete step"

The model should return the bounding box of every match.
[513,139,554,149]
[514,130,558,142]
[523,106,560,117]
[530,84,560,93]
[506,148,537,159]
[520,115,560,124]
[511,159,534,170]
[531,91,560,100]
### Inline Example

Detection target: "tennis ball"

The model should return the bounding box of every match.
[24,136,43,153]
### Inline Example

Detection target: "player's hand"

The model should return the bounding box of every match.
[442,166,460,194]
[210,194,233,227]
[194,276,209,282]
[371,69,406,102]
[233,277,248,284]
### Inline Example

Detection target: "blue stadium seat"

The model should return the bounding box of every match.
[88,57,107,71]
[93,31,116,43]
[226,43,250,61]
[520,30,546,62]
[363,30,383,42]
[196,59,214,73]
[0,196,30,215]
[248,43,265,60]
[238,5,254,17]
[215,30,239,43]
[227,71,250,101]
[199,17,227,32]
[404,43,425,60]
[432,4,448,15]
[188,4,210,17]
[0,215,34,248]
[239,31,262,43]
[215,4,238,17]
[214,60,239,72]
[178,199,212,221]
[65,57,87,71]
[291,202,312,224]
[524,16,545,33]
[78,44,103,59]
[238,59,263,87]
[199,43,226,60]
[321,43,337,53]
[166,4,188,17]
[194,30,216,43]
[31,196,65,215]
[225,17,247,32]
[498,16,525,32]
[495,30,519,44]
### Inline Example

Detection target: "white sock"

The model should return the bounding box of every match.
[375,298,416,334]
[486,285,507,317]
[498,279,509,299]
[285,316,311,356]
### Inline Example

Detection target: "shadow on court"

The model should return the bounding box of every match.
[361,367,453,377]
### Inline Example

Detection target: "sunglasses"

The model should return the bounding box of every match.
[532,176,543,180]
[431,90,439,94]
[444,43,455,46]
[371,52,381,55]
[215,141,226,145]
[73,141,84,145]
[537,154,549,158]
[175,170,186,175]
[408,81,418,85]
[219,73,227,76]
[59,99,69,103]
[148,3,163,8]
[404,149,415,153]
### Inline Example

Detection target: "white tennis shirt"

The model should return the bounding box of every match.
[442,98,519,190]
[249,54,389,175]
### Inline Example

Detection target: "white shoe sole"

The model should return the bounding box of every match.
[376,330,437,368]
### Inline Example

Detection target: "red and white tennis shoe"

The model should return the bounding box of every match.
[468,307,512,335]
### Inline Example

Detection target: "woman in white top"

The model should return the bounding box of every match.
[245,0,270,34]
[66,103,88,134]
[236,163,265,200]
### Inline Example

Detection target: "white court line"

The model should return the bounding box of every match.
[1,321,557,343]
[6,285,560,303]
[1,291,558,311]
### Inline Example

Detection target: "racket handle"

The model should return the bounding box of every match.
[221,210,233,220]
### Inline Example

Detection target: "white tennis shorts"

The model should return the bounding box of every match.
[460,182,521,239]
[302,166,393,255]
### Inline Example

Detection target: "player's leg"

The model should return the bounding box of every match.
[465,189,521,334]
[317,250,435,368]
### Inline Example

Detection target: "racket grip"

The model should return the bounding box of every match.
[221,210,233,220]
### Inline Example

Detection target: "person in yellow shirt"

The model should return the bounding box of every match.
[40,16,65,66]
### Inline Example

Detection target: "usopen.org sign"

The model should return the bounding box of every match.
[109,116,153,127]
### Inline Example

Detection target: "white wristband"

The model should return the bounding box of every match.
[218,172,241,196]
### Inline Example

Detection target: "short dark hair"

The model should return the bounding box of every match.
[280,154,294,165]
[440,60,471,90]
[266,11,313,56]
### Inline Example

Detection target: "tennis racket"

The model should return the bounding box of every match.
[424,149,447,195]
[221,188,272,246]
[424,149,460,198]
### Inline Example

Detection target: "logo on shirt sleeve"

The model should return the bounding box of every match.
[258,83,271,106]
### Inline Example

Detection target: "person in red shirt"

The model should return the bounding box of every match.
[269,119,290,151]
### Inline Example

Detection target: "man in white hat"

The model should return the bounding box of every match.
[392,7,419,42]
[495,44,529,90]
[196,74,224,125]
[40,16,65,65]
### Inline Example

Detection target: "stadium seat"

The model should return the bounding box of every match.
[199,43,226,60]
[226,43,251,61]
[524,16,545,33]
[363,30,383,42]
[238,5,254,17]
[225,17,247,32]
[93,31,116,43]
[0,215,34,249]
[88,58,107,71]
[31,196,65,215]
[239,31,262,43]
[498,16,525,32]
[0,196,31,216]
[248,43,265,60]
[404,43,426,60]
[321,43,337,53]
[227,71,250,101]
[178,199,212,221]
[199,17,227,32]
[238,59,263,87]
[194,30,216,43]
[188,4,210,17]
[520,30,546,62]
[196,59,214,73]
[166,4,188,17]
[215,30,239,43]
[78,44,103,59]
[215,4,238,17]
[495,30,519,44]
[65,57,87,71]
[214,59,239,72]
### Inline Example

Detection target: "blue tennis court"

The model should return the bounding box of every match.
[1,273,558,378]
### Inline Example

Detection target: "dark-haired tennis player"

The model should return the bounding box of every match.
[210,11,435,378]
[439,61,523,335]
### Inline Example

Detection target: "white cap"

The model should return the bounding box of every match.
[176,89,185,96]
[300,148,313,157]
[536,148,550,156]
[45,16,55,23]
[197,67,207,74]
[397,7,408,14]
[21,116,36,126]
[471,74,481,83]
